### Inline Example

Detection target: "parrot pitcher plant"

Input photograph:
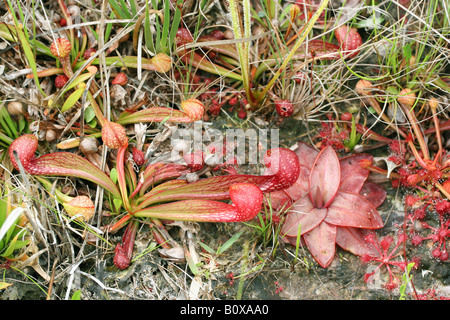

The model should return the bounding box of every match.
[8,127,301,269]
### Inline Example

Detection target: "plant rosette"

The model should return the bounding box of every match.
[268,142,387,268]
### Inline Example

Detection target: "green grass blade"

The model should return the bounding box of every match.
[107,0,130,20]
[5,0,45,95]
[168,0,183,52]
[217,231,243,254]
[159,0,171,51]
[151,0,162,52]
[144,1,155,53]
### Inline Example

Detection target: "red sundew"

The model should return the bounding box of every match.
[83,47,97,60]
[362,232,416,291]
[340,112,352,122]
[398,168,410,177]
[228,97,238,106]
[183,150,204,171]
[406,174,420,187]
[338,131,349,140]
[391,179,401,188]
[359,158,373,169]
[404,194,421,208]
[413,207,427,220]
[316,119,349,151]
[432,248,442,259]
[389,140,407,155]
[176,28,193,46]
[415,214,450,261]
[238,108,247,119]
[226,272,235,285]
[411,234,424,246]
[417,288,450,300]
[208,100,222,116]
[434,200,450,215]
[388,155,403,165]
[274,281,284,294]
[384,277,401,292]
[380,235,394,251]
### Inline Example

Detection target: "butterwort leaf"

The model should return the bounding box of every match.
[309,146,340,208]
[325,191,384,229]
[339,153,372,193]
[336,227,379,257]
[359,181,387,209]
[303,221,337,268]
[282,199,327,237]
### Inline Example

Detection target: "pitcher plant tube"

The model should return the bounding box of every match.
[8,133,301,269]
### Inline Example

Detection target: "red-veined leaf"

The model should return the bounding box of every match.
[134,183,263,222]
